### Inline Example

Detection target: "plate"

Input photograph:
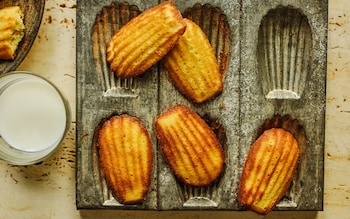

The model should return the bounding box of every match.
[76,0,328,211]
[0,0,45,74]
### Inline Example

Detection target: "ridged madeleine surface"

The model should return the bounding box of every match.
[238,128,300,214]
[0,6,25,60]
[98,115,153,204]
[162,18,222,104]
[92,2,141,97]
[183,3,231,76]
[155,104,224,186]
[107,1,186,78]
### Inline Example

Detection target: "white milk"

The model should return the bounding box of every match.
[0,78,67,152]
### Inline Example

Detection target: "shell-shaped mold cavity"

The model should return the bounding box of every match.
[178,114,227,208]
[92,118,123,206]
[254,114,307,208]
[171,3,230,207]
[178,183,220,208]
[92,2,140,97]
[257,6,312,99]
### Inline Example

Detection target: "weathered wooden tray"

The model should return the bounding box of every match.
[76,0,327,211]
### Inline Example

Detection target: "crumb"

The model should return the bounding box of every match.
[47,15,52,24]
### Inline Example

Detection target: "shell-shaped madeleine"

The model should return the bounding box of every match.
[155,104,224,187]
[162,18,222,104]
[98,115,153,204]
[183,3,231,76]
[257,6,312,99]
[107,1,186,78]
[92,2,141,97]
[238,128,300,214]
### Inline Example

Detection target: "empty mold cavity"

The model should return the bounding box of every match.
[257,6,312,99]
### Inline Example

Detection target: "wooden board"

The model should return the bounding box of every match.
[76,0,327,211]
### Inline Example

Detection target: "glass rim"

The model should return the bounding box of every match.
[0,71,71,165]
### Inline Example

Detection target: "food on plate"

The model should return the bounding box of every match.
[0,6,25,60]
[107,1,186,78]
[162,18,222,104]
[238,128,300,214]
[98,114,153,204]
[155,104,224,186]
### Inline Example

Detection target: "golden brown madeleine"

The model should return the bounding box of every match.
[162,18,223,104]
[106,1,186,78]
[238,128,300,214]
[0,6,24,60]
[98,115,153,204]
[155,104,224,186]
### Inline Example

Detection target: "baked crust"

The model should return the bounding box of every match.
[238,128,300,214]
[162,18,222,104]
[155,104,224,186]
[106,1,186,78]
[0,6,25,60]
[98,115,153,204]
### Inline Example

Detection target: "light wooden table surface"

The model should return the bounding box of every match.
[0,0,349,218]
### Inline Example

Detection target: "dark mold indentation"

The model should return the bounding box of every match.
[92,2,141,97]
[255,114,307,209]
[175,114,228,208]
[258,6,312,99]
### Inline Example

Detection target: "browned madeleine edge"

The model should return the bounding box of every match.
[162,18,223,104]
[106,0,186,78]
[238,127,300,214]
[155,104,225,187]
[97,114,153,204]
[183,3,231,77]
[256,114,307,155]
[91,2,141,86]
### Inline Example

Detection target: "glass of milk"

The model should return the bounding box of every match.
[0,71,71,165]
